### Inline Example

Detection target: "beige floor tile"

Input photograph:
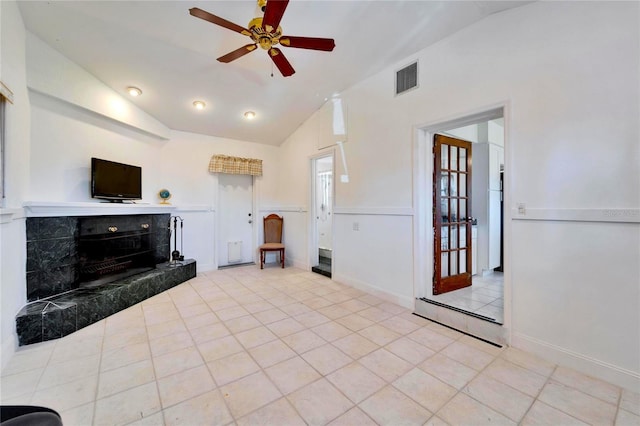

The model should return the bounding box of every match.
[146,318,187,341]
[220,371,282,418]
[279,301,313,316]
[207,351,260,386]
[224,314,262,333]
[236,397,306,426]
[616,409,640,426]
[265,356,321,395]
[153,345,204,378]
[318,305,352,320]
[385,337,435,365]
[207,298,240,312]
[49,336,103,364]
[100,342,151,372]
[456,334,501,355]
[520,400,588,425]
[463,373,534,422]
[335,313,375,331]
[359,348,412,382]
[182,312,219,330]
[301,344,353,375]
[483,358,547,397]
[393,368,457,413]
[249,339,297,368]
[254,307,289,324]
[551,366,621,405]
[0,368,42,400]
[287,378,354,425]
[163,389,233,426]
[358,306,396,322]
[326,362,386,403]
[424,415,450,426]
[216,305,250,321]
[337,299,371,313]
[266,317,306,337]
[304,296,335,310]
[59,401,94,426]
[94,381,161,425]
[538,380,617,425]
[312,321,353,342]
[281,329,328,354]
[328,407,377,426]
[378,302,408,315]
[37,354,100,391]
[437,392,515,425]
[380,316,422,335]
[197,335,244,362]
[360,385,432,425]
[97,358,155,399]
[324,292,353,304]
[332,333,380,359]
[233,325,277,349]
[441,340,496,371]
[156,364,216,409]
[407,327,455,352]
[149,330,194,358]
[175,301,211,319]
[1,346,52,377]
[294,310,332,328]
[499,347,555,377]
[102,327,148,352]
[419,353,478,390]
[241,300,275,314]
[31,375,98,413]
[621,388,640,416]
[189,321,230,343]
[358,324,402,346]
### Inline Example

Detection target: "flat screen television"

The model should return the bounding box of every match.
[91,157,142,202]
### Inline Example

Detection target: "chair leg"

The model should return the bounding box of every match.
[260,250,264,269]
[281,249,285,268]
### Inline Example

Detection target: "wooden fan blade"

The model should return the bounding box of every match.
[279,36,335,51]
[262,0,289,32]
[268,48,295,77]
[189,7,251,36]
[217,44,258,63]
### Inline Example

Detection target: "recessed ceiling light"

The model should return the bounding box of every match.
[127,86,142,97]
[193,101,206,110]
[244,111,256,120]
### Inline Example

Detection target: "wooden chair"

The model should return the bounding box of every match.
[259,214,285,269]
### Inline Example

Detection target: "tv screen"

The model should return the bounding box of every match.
[91,158,142,202]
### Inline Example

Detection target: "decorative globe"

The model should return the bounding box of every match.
[158,189,172,204]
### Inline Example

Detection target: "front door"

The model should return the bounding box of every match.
[218,174,253,267]
[433,134,473,294]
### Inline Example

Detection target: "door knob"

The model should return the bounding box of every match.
[248,220,253,224]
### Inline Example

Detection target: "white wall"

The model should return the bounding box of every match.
[279,1,639,389]
[0,0,31,370]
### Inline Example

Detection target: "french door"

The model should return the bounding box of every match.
[433,134,473,294]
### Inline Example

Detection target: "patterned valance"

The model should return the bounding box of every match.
[208,155,263,176]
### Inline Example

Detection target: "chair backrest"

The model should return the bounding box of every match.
[263,214,283,244]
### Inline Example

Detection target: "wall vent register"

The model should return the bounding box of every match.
[396,61,418,95]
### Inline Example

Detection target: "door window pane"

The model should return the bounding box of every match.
[441,145,449,170]
[451,147,458,170]
[460,249,467,273]
[459,175,466,197]
[441,252,449,277]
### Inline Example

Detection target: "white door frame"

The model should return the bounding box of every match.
[308,150,336,271]
[413,103,511,329]
[213,173,257,269]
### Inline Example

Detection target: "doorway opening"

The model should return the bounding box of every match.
[415,107,507,330]
[311,155,334,278]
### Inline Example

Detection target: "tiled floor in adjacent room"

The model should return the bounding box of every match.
[1,266,638,425]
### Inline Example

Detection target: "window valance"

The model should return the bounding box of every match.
[208,155,263,176]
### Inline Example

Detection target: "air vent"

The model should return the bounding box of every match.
[396,61,418,95]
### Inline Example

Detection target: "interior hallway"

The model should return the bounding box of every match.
[1,266,636,425]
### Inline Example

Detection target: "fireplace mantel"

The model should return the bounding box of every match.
[24,201,176,217]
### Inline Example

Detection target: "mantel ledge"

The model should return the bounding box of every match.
[23,201,176,217]
[1,208,24,224]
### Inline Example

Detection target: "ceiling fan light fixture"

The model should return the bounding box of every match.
[193,101,206,110]
[127,86,142,97]
[244,111,256,120]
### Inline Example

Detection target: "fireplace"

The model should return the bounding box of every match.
[26,213,171,301]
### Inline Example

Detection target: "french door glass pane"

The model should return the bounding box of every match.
[459,175,466,197]
[450,251,458,275]
[451,147,458,170]
[460,249,467,273]
[441,252,449,277]
[441,146,449,170]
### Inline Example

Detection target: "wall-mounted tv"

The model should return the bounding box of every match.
[91,157,142,202]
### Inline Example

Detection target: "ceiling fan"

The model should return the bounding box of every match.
[189,0,335,77]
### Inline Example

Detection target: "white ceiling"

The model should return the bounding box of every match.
[17,1,528,146]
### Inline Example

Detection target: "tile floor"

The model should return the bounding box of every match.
[427,272,504,324]
[1,266,638,425]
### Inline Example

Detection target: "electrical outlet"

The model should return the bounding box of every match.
[517,203,526,215]
[353,222,359,231]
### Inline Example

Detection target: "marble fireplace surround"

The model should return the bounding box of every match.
[16,202,197,346]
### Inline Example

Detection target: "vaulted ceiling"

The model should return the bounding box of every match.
[17,1,528,145]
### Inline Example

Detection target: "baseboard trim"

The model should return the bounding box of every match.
[511,332,640,391]
[332,273,413,309]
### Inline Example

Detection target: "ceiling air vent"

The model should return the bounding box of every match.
[395,61,418,95]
